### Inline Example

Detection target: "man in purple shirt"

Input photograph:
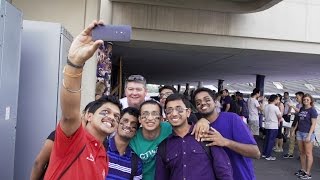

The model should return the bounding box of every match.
[155,93,233,180]
[193,88,261,180]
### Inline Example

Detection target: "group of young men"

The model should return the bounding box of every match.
[34,21,261,180]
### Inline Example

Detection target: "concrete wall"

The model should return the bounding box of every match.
[111,0,320,43]
[12,0,101,109]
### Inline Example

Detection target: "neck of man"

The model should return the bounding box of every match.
[114,134,130,156]
[142,126,161,140]
[128,102,142,109]
[204,111,219,123]
[173,120,190,138]
[86,124,107,143]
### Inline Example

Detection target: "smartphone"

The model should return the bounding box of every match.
[92,24,131,42]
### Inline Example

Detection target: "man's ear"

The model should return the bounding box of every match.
[87,113,94,123]
[186,108,191,118]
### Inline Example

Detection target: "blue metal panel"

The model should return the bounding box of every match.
[0,1,22,180]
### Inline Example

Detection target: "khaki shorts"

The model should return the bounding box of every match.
[248,119,259,136]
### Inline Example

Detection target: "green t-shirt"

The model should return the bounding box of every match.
[130,121,172,180]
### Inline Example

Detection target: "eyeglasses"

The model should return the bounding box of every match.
[159,92,173,99]
[165,107,188,115]
[140,111,161,120]
[99,110,120,123]
[127,75,145,82]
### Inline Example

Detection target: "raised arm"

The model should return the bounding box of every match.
[60,21,103,136]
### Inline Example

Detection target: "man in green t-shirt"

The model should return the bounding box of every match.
[130,100,210,180]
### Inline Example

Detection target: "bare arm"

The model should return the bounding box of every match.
[30,140,54,180]
[202,128,261,159]
[307,118,317,142]
[225,104,230,112]
[60,21,103,136]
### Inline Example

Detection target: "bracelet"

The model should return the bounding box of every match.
[62,79,81,93]
[63,66,82,78]
[67,58,85,69]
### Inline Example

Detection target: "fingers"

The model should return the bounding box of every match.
[205,142,217,147]
[191,124,196,135]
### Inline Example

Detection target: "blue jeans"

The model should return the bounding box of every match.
[263,129,278,157]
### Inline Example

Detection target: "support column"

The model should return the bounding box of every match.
[256,74,265,96]
[198,81,203,88]
[218,79,224,92]
[177,84,181,93]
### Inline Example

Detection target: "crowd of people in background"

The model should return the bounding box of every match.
[30,21,318,180]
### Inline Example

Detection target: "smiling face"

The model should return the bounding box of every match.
[117,113,139,140]
[87,102,121,135]
[165,99,190,128]
[194,91,216,117]
[125,82,147,108]
[139,104,162,132]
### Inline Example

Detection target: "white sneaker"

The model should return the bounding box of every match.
[261,155,266,158]
[265,156,276,161]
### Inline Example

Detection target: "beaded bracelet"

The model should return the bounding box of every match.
[67,58,85,69]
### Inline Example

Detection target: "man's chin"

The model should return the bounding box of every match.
[200,110,214,118]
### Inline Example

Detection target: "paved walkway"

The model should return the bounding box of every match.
[254,137,320,180]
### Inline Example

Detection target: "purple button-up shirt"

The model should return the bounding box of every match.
[155,125,233,180]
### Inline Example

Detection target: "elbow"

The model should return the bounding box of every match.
[253,147,261,159]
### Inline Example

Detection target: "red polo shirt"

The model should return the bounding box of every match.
[44,123,108,180]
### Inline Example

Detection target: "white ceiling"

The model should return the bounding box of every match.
[112,40,320,86]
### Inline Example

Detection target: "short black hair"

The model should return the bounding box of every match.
[121,107,140,128]
[159,85,177,94]
[89,95,122,114]
[192,87,215,105]
[268,94,278,103]
[139,100,162,114]
[295,91,304,97]
[284,92,289,95]
[276,94,282,101]
[164,93,191,109]
[83,101,96,113]
[251,88,260,97]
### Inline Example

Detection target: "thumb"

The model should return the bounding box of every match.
[91,40,104,52]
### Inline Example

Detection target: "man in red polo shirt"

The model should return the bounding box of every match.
[44,20,121,180]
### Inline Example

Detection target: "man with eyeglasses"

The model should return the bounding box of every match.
[44,21,122,180]
[130,100,210,180]
[159,85,198,123]
[155,93,233,180]
[120,75,150,109]
[105,107,143,180]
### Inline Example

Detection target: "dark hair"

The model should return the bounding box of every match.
[284,92,289,95]
[235,91,241,96]
[268,94,278,103]
[164,93,191,109]
[223,89,229,93]
[139,100,162,114]
[121,107,140,128]
[83,101,96,113]
[159,85,177,94]
[89,95,122,114]
[192,87,215,104]
[239,93,244,98]
[295,91,304,97]
[276,94,282,102]
[251,88,260,97]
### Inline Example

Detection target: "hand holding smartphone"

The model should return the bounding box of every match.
[92,24,132,42]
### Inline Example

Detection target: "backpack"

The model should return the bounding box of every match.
[104,139,139,180]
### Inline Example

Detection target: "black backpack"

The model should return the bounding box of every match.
[104,139,139,180]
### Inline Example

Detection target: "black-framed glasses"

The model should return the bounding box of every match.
[140,111,161,120]
[99,110,120,123]
[127,75,145,82]
[165,107,188,115]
